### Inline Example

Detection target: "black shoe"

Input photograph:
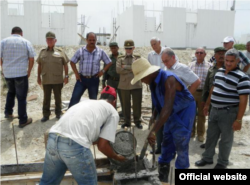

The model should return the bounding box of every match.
[56,115,61,119]
[19,118,33,128]
[150,149,161,154]
[200,143,205,149]
[121,123,131,128]
[135,123,143,129]
[41,117,49,122]
[195,159,213,167]
[158,163,170,183]
[214,163,227,169]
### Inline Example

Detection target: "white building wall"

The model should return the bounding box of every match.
[1,0,78,46]
[239,34,250,44]
[145,17,156,31]
[116,6,134,47]
[115,5,235,49]
[162,7,186,48]
[189,9,235,48]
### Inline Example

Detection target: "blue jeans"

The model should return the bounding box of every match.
[158,101,196,169]
[4,76,28,124]
[68,75,99,108]
[40,133,97,185]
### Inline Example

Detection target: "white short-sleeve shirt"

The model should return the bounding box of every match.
[50,100,119,148]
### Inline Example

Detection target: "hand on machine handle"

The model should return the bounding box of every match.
[115,154,127,162]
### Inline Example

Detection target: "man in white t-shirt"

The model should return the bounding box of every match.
[40,86,126,185]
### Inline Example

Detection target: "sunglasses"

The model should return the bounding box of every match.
[195,52,204,54]
[125,48,133,50]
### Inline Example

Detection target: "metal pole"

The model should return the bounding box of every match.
[12,123,19,172]
[132,126,137,181]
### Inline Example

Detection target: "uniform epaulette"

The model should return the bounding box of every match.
[40,47,47,51]
[55,47,63,51]
[118,55,125,59]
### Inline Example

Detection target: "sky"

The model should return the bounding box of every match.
[75,0,250,41]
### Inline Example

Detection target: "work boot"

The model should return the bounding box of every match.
[135,123,143,129]
[158,163,170,183]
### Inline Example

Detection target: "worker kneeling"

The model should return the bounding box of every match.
[131,56,196,182]
[40,86,126,185]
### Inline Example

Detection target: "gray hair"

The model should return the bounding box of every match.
[225,48,239,59]
[150,37,161,42]
[196,47,206,53]
[162,48,175,57]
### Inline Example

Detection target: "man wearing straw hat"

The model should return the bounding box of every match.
[131,50,196,182]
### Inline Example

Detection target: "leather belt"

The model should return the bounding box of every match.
[81,74,97,79]
[196,89,203,92]
[213,105,238,110]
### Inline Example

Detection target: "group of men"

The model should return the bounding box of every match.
[1,26,250,184]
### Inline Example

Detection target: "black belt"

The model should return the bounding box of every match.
[213,105,238,110]
[81,74,97,79]
[196,89,203,92]
[109,77,119,81]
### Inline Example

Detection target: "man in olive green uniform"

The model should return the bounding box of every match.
[102,42,123,116]
[37,32,69,122]
[116,40,143,129]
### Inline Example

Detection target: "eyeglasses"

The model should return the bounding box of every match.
[125,48,133,50]
[195,52,204,55]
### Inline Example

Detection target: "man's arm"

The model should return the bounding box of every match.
[70,61,81,82]
[243,64,250,73]
[116,58,131,74]
[97,62,112,77]
[201,71,211,108]
[203,86,214,116]
[232,94,248,131]
[27,58,34,78]
[97,137,126,162]
[37,63,42,85]
[188,79,201,94]
[148,76,177,145]
[63,64,69,84]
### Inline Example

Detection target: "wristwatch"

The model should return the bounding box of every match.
[102,69,105,73]
[65,75,69,78]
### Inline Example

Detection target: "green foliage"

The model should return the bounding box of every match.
[234,44,246,51]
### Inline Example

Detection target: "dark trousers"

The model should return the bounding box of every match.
[120,88,142,125]
[107,79,123,111]
[69,75,99,108]
[5,76,28,124]
[43,84,63,117]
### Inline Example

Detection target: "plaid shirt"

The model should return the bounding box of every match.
[1,34,36,78]
[71,46,111,76]
[189,60,212,89]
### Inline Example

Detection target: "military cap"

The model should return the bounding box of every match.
[124,40,134,49]
[214,47,227,53]
[109,42,118,47]
[46,31,56,39]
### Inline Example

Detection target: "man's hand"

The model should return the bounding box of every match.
[232,120,242,131]
[114,154,127,162]
[64,78,68,85]
[203,105,209,116]
[27,71,31,78]
[37,77,42,85]
[148,132,156,146]
[97,71,104,77]
[75,73,81,82]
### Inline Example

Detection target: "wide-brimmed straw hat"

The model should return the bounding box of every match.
[131,58,160,85]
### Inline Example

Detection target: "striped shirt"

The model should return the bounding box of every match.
[209,50,250,67]
[71,46,111,76]
[1,34,36,78]
[211,67,250,108]
[189,60,212,89]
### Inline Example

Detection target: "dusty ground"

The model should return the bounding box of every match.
[1,46,250,175]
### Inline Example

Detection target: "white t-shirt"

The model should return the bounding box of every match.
[50,100,119,149]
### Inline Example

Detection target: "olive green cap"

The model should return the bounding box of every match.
[124,40,134,48]
[214,47,227,53]
[109,42,118,47]
[46,31,56,39]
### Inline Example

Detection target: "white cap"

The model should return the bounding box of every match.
[223,36,235,43]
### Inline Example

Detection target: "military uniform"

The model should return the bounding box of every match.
[37,32,69,119]
[116,40,142,128]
